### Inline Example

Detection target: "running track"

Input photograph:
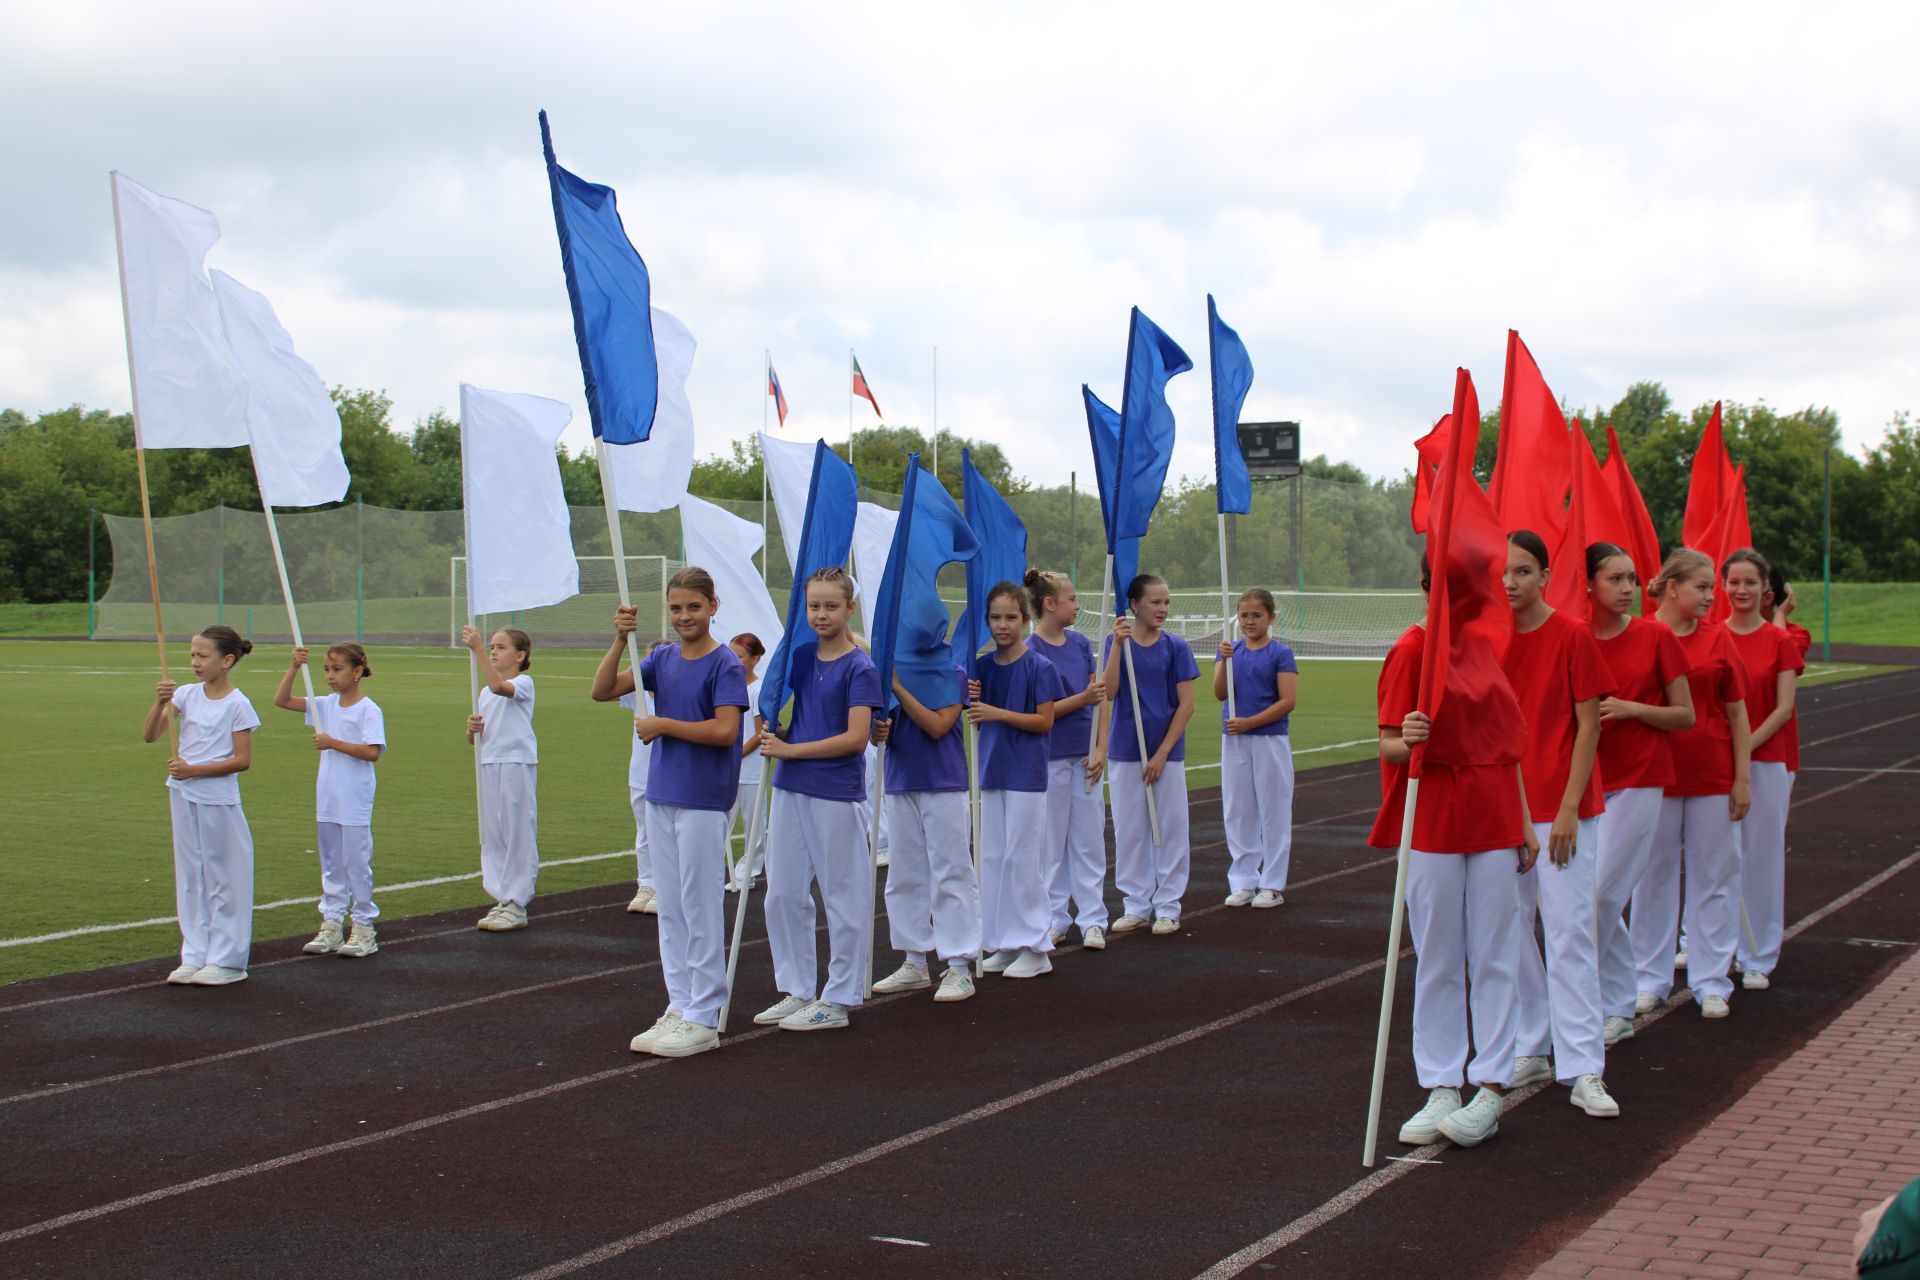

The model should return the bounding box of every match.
[4,668,1917,1279]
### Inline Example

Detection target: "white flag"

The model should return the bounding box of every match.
[759,430,824,574]
[111,173,250,450]
[211,270,350,508]
[459,384,580,617]
[679,495,783,662]
[605,308,697,513]
[851,501,899,632]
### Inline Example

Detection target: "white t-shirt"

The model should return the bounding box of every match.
[167,683,261,805]
[738,678,764,785]
[306,693,385,826]
[477,673,537,764]
[618,689,651,793]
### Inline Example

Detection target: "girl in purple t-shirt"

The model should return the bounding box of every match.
[1025,569,1111,950]
[1211,587,1299,909]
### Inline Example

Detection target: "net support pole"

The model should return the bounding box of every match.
[356,495,365,644]
[1083,553,1114,794]
[1362,776,1418,1168]
[107,170,176,753]
[87,503,96,639]
[867,743,886,996]
[719,763,774,1033]
[967,716,984,978]
[1218,511,1237,722]
[1822,446,1832,663]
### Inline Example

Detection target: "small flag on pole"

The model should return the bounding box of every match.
[1083,385,1138,606]
[851,351,883,418]
[759,442,859,730]
[768,361,790,425]
[955,449,1027,666]
[1207,295,1254,516]
[1490,329,1571,549]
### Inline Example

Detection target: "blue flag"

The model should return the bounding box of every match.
[1082,385,1139,612]
[1112,307,1192,544]
[758,441,857,728]
[870,454,979,714]
[539,110,657,445]
[1208,294,1253,515]
[956,449,1027,666]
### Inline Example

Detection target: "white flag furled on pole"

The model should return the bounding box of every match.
[113,172,249,449]
[606,308,697,513]
[680,495,783,659]
[851,501,899,627]
[210,270,350,507]
[459,384,580,616]
[759,429,823,574]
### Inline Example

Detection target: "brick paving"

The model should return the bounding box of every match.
[1530,951,1920,1278]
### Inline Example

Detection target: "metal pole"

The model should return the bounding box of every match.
[1361,778,1419,1167]
[1218,511,1236,722]
[848,347,856,474]
[761,351,770,589]
[1822,445,1833,662]
[216,503,225,623]
[356,495,365,644]
[1068,472,1078,588]
[87,503,96,638]
[932,345,939,487]
[1293,472,1305,593]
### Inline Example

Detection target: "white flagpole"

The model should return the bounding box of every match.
[1084,553,1114,793]
[1361,777,1419,1168]
[761,351,770,589]
[1218,511,1237,723]
[867,744,886,995]
[931,346,939,484]
[246,464,317,707]
[1120,626,1162,845]
[719,763,773,1032]
[594,440,647,678]
[967,716,984,978]
[848,348,856,472]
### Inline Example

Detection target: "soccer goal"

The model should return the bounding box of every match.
[449,555,675,648]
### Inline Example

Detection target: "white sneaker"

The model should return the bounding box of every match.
[1224,889,1257,907]
[1674,948,1688,969]
[1742,969,1771,990]
[1634,991,1661,1015]
[477,901,509,929]
[935,969,975,1002]
[652,1019,720,1058]
[1081,926,1106,951]
[873,963,931,994]
[1603,1015,1636,1047]
[628,886,658,915]
[1700,994,1731,1019]
[191,965,248,986]
[1437,1087,1503,1147]
[166,964,200,985]
[1251,890,1284,908]
[753,995,809,1026]
[338,922,379,958]
[303,918,345,955]
[875,849,889,868]
[1003,949,1053,979]
[479,901,528,932]
[1111,913,1149,933]
[779,999,848,1031]
[1398,1086,1462,1145]
[1049,927,1069,946]
[1570,1074,1620,1118]
[982,950,1018,974]
[1151,917,1181,936]
[629,1010,683,1054]
[1511,1055,1553,1088]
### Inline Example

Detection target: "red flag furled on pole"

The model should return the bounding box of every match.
[1489,329,1571,548]
[851,351,882,418]
[1408,413,1451,535]
[1700,465,1753,623]
[1682,401,1733,552]
[1546,421,1631,618]
[1601,424,1662,616]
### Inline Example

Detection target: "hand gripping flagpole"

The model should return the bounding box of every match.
[719,762,773,1033]
[1361,777,1419,1168]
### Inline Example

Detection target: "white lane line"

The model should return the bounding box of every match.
[1186,738,1378,773]
[1804,711,1920,748]
[1799,767,1920,775]
[1796,754,1920,806]
[869,1237,930,1247]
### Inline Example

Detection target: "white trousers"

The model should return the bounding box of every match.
[629,786,652,889]
[765,790,872,1008]
[480,762,539,907]
[1737,762,1792,976]
[1222,735,1295,892]
[883,789,979,967]
[1109,762,1191,921]
[316,822,377,924]
[646,804,729,1028]
[170,793,254,970]
[1405,847,1523,1089]
[1632,793,1738,1001]
[1594,787,1665,1019]
[1043,757,1109,932]
[1514,817,1604,1081]
[980,789,1052,954]
[726,779,769,886]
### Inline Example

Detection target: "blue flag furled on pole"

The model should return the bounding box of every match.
[1112,306,1193,543]
[870,454,980,712]
[539,110,657,445]
[956,449,1028,666]
[1082,385,1139,610]
[758,441,858,728]
[1208,294,1253,516]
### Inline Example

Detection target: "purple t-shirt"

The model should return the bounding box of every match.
[1030,629,1097,760]
[1224,638,1299,736]
[885,665,968,794]
[1103,631,1201,763]
[639,643,750,811]
[973,648,1066,792]
[773,642,884,802]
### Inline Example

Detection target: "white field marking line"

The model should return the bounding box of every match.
[1800,767,1920,775]
[1187,848,1920,1280]
[1185,737,1377,773]
[869,1237,930,1247]
[1805,664,1868,679]
[1796,754,1920,806]
[1804,711,1920,749]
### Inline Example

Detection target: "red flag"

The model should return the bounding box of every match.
[1700,465,1753,623]
[1414,368,1525,779]
[1547,422,1631,618]
[1682,401,1733,551]
[1601,424,1662,616]
[851,351,882,418]
[1409,413,1451,534]
[1490,329,1571,547]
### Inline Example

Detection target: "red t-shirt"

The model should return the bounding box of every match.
[1369,625,1527,854]
[1594,616,1689,792]
[1727,622,1805,768]
[1666,622,1750,797]
[1503,609,1614,822]
[1785,622,1813,659]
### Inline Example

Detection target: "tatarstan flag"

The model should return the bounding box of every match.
[851,351,882,418]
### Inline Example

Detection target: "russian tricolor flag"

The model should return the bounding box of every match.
[768,360,789,426]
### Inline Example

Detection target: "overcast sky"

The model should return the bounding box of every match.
[3,1,1915,488]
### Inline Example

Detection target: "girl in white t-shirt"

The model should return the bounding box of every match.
[726,632,768,892]
[141,624,261,987]
[274,643,387,958]
[463,625,538,931]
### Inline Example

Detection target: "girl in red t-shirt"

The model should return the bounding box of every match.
[1501,531,1617,1117]
[1585,543,1694,1049]
[1723,550,1803,989]
[1372,562,1538,1150]
[1630,550,1752,1020]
